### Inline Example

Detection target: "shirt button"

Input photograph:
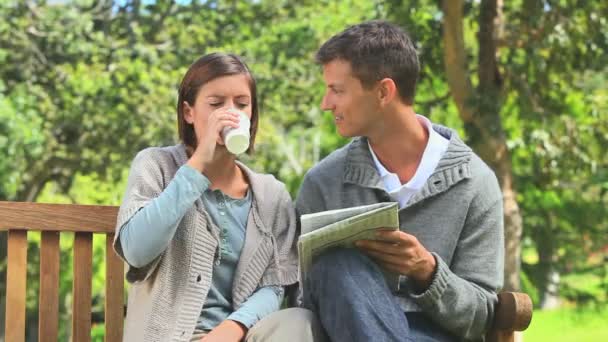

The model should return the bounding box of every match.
[196,274,202,282]
[220,211,225,216]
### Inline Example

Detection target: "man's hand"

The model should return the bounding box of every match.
[356,230,437,291]
[201,320,247,342]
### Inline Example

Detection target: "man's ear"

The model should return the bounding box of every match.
[378,78,397,106]
[183,101,195,124]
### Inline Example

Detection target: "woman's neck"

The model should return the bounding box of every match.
[204,154,249,199]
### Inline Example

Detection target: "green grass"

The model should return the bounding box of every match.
[524,306,608,341]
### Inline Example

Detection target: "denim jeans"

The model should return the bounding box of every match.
[302,248,456,342]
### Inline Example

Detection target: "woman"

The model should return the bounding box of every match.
[113,53,323,342]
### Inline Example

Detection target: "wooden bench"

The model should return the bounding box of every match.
[1,201,123,342]
[0,201,532,342]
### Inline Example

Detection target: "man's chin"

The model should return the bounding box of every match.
[335,123,361,138]
[336,128,354,138]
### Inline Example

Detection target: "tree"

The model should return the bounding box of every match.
[440,0,524,292]
[386,0,608,297]
[0,0,382,338]
[2,1,607,338]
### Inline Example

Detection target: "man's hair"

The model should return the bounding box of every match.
[316,20,419,105]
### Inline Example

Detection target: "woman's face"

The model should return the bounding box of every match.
[183,73,252,142]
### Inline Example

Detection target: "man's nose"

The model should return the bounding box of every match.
[321,94,333,111]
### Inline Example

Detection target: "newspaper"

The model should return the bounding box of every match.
[298,202,400,292]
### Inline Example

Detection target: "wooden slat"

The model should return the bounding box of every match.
[38,231,61,342]
[104,233,124,342]
[72,232,93,342]
[5,230,28,342]
[0,201,118,233]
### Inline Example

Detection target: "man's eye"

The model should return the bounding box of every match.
[237,103,249,108]
[210,103,222,107]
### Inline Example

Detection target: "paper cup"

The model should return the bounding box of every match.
[222,109,250,155]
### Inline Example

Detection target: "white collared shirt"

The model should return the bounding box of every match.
[368,115,450,208]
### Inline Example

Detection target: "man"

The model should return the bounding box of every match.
[296,20,504,341]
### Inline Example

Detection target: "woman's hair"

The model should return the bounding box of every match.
[177,52,259,154]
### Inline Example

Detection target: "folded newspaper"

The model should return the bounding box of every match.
[298,202,400,292]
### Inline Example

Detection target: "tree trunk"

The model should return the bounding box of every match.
[442,0,523,291]
[536,241,558,308]
[535,213,560,309]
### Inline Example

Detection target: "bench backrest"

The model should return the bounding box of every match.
[1,201,531,342]
[0,201,123,342]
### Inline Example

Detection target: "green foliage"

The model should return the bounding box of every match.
[0,1,384,339]
[561,267,608,305]
[520,269,540,308]
[385,0,608,301]
[1,0,608,339]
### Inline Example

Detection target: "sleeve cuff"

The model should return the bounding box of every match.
[227,314,256,329]
[227,286,283,328]
[408,253,450,308]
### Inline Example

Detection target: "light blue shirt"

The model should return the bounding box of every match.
[119,165,283,329]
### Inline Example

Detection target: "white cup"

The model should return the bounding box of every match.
[222,108,250,155]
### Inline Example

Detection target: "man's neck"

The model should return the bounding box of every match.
[368,107,429,184]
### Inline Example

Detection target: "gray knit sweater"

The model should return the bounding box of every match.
[113,144,298,341]
[296,126,504,341]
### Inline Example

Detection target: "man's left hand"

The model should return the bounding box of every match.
[356,230,437,290]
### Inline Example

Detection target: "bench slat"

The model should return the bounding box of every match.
[39,231,61,342]
[73,232,93,342]
[0,201,118,233]
[105,233,124,342]
[5,230,28,342]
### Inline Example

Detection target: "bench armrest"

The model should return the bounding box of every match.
[486,292,533,342]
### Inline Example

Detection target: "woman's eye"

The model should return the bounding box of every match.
[210,103,222,107]
[237,103,249,108]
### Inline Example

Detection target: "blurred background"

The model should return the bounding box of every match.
[0,0,606,341]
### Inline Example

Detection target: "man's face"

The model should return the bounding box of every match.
[321,59,381,138]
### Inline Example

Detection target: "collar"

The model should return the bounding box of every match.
[367,115,450,192]
[344,124,473,206]
[172,144,273,233]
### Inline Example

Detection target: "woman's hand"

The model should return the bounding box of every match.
[187,107,241,173]
[201,320,247,342]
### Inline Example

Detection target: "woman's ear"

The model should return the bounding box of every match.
[378,78,397,106]
[183,101,195,124]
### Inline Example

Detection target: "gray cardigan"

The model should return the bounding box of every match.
[296,126,504,340]
[113,144,298,341]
